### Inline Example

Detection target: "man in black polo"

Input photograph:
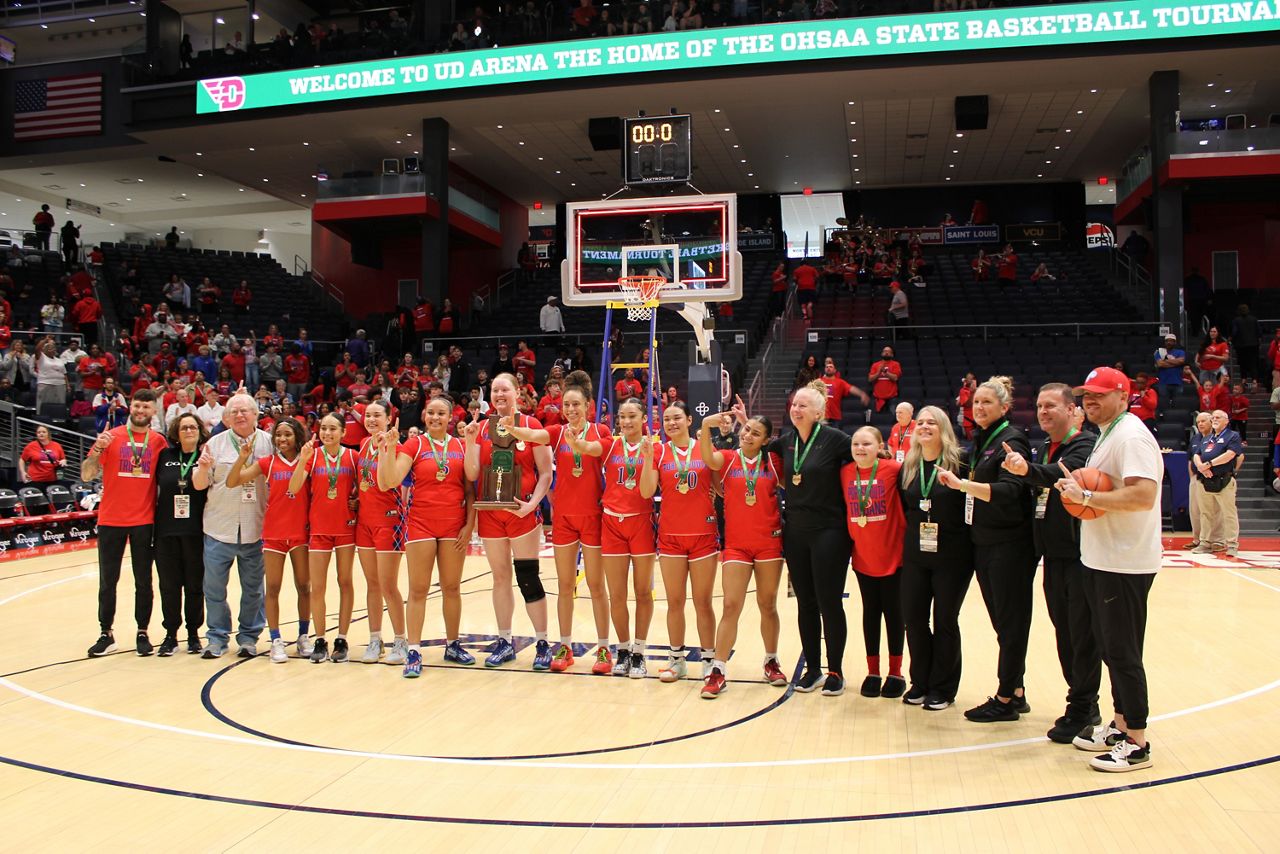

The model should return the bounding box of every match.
[1000,382,1103,743]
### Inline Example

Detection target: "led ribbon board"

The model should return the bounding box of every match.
[197,0,1280,113]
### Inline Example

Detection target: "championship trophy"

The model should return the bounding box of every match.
[474,414,521,510]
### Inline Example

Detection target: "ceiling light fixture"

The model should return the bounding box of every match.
[956,133,964,138]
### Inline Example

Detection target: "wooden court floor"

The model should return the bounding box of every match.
[2,539,1279,852]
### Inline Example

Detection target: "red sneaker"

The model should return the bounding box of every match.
[549,644,574,672]
[701,669,727,699]
[590,646,612,675]
[763,658,788,687]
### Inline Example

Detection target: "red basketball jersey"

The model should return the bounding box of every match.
[720,450,783,550]
[547,422,608,515]
[306,446,358,535]
[478,414,544,504]
[602,436,655,516]
[656,441,717,537]
[356,436,400,526]
[259,454,309,540]
[401,433,467,518]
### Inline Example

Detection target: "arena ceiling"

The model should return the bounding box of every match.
[1,39,1276,236]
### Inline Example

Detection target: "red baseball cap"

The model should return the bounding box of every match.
[1074,367,1131,396]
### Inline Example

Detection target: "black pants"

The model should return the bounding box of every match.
[900,561,973,701]
[974,537,1037,697]
[1238,345,1259,383]
[1082,567,1155,730]
[97,524,155,634]
[785,526,851,675]
[35,231,51,251]
[1043,556,1102,718]
[854,570,903,659]
[155,534,204,637]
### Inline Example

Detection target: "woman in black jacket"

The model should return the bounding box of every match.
[938,375,1036,722]
[899,405,974,711]
[769,382,853,696]
[153,412,210,655]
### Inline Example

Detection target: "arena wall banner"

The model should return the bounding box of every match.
[1004,222,1063,241]
[739,232,777,252]
[892,227,945,245]
[943,224,1002,244]
[196,0,1280,113]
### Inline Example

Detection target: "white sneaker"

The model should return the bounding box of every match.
[296,635,314,658]
[362,637,384,664]
[1090,737,1152,772]
[385,638,408,665]
[1073,721,1124,752]
[658,656,687,682]
[270,637,288,663]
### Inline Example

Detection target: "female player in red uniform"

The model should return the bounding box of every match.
[462,373,554,669]
[226,417,312,664]
[840,426,907,699]
[286,413,358,663]
[355,400,405,665]
[697,406,787,698]
[600,397,658,678]
[514,372,612,674]
[654,401,720,684]
[378,395,475,677]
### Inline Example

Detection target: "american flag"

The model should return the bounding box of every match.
[14,74,102,141]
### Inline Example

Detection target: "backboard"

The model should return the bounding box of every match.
[561,193,742,307]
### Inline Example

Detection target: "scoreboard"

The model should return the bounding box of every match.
[622,114,692,186]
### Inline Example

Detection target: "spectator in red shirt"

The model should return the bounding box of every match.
[867,346,903,412]
[1198,375,1229,413]
[614,368,643,403]
[955,372,977,439]
[536,378,565,427]
[70,292,102,345]
[347,370,372,400]
[1196,326,1230,384]
[819,356,869,422]
[197,277,221,317]
[394,353,420,389]
[411,298,434,351]
[1229,381,1250,438]
[887,401,915,462]
[995,244,1018,287]
[770,261,788,317]
[513,339,537,386]
[283,345,311,401]
[77,344,114,392]
[232,280,252,314]
[793,261,818,321]
[67,266,95,303]
[971,249,991,282]
[220,342,247,383]
[1128,371,1158,430]
[571,0,599,32]
[151,342,178,378]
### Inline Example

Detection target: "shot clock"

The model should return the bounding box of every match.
[622,114,692,186]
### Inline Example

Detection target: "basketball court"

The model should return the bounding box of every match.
[2,540,1278,849]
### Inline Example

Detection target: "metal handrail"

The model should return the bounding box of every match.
[805,320,1168,342]
[293,254,310,276]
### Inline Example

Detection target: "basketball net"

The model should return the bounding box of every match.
[617,275,665,323]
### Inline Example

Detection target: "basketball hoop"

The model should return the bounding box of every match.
[617,275,665,322]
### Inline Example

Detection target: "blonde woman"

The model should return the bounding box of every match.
[937,376,1035,722]
[898,405,973,710]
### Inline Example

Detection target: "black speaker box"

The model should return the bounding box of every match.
[955,95,989,131]
[588,117,621,151]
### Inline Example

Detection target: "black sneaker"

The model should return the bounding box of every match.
[187,636,202,655]
[1010,693,1031,714]
[880,675,907,699]
[157,636,179,657]
[136,632,154,657]
[793,669,824,693]
[859,675,882,697]
[821,673,845,696]
[1048,708,1102,744]
[87,633,116,657]
[964,696,1020,722]
[903,685,928,705]
[310,637,329,663]
[923,695,954,711]
[331,637,350,663]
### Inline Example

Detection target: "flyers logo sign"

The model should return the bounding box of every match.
[201,77,247,112]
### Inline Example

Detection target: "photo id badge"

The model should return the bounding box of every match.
[241,482,257,503]
[173,494,190,519]
[964,492,974,525]
[895,449,905,464]
[919,522,939,553]
[1035,489,1050,520]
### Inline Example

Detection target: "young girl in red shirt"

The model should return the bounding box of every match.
[286,413,358,664]
[840,426,907,699]
[696,405,787,698]
[226,418,312,664]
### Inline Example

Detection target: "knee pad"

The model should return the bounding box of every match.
[514,559,545,603]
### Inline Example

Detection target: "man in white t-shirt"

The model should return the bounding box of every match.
[196,395,225,431]
[160,387,198,433]
[1055,366,1163,773]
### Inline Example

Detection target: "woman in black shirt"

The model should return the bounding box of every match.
[899,405,974,710]
[938,376,1036,723]
[768,382,853,696]
[153,412,210,656]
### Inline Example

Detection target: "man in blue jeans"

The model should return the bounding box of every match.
[1153,333,1185,412]
[191,392,273,658]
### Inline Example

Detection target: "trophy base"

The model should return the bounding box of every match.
[474,500,521,511]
